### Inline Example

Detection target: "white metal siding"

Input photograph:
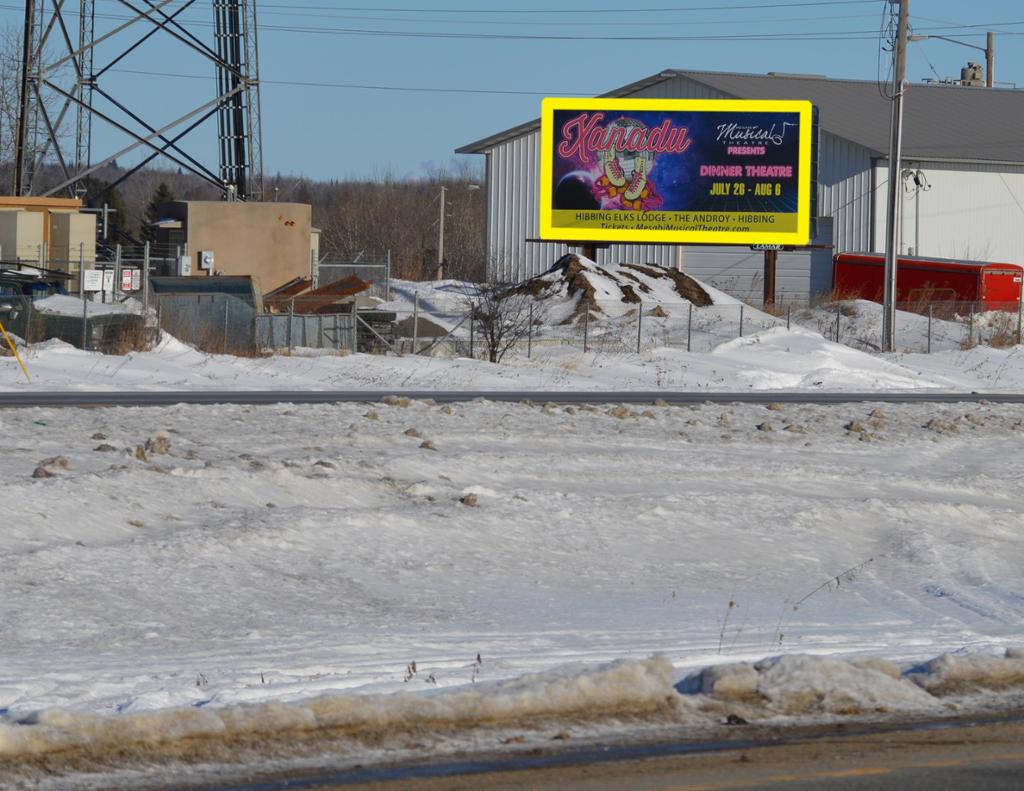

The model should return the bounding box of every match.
[871,160,1024,265]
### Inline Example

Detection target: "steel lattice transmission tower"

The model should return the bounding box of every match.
[13,0,264,201]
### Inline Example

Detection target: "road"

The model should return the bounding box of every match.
[205,718,1024,791]
[1,389,1023,408]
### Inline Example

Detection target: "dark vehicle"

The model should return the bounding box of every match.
[0,269,146,352]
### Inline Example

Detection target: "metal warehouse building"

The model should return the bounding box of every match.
[457,69,1024,304]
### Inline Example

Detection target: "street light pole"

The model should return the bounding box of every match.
[882,0,909,353]
[910,32,994,87]
[436,185,446,281]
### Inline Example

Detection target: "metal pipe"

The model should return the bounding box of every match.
[79,242,86,348]
[636,303,643,354]
[142,241,150,316]
[412,291,419,355]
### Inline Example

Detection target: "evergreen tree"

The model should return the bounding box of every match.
[143,182,176,242]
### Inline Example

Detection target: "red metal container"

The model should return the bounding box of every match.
[833,252,1023,310]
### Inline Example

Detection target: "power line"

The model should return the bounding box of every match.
[97,0,886,13]
[0,3,1017,42]
[110,67,590,95]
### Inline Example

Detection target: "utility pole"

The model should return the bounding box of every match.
[882,0,909,353]
[987,31,994,87]
[436,185,446,281]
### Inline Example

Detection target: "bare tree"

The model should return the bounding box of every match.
[465,285,539,363]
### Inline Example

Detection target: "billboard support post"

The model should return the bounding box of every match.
[763,249,777,308]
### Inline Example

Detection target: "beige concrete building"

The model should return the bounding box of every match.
[154,201,316,293]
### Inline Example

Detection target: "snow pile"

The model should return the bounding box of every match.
[33,294,142,318]
[679,648,1024,719]
[0,657,676,761]
[907,649,1024,696]
[516,254,720,324]
[709,327,948,390]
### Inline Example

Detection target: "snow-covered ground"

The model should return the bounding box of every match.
[4,258,1024,393]
[4,324,1024,393]
[1,399,1023,786]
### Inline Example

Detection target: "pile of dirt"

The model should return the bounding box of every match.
[514,254,712,324]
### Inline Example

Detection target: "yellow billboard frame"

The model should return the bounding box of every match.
[539,97,814,246]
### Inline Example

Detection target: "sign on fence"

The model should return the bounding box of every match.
[83,270,103,292]
[540,97,816,246]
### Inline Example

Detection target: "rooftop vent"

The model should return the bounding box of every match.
[766,72,828,79]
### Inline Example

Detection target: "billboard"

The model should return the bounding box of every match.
[540,97,815,246]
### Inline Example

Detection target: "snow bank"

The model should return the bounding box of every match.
[0,657,675,761]
[4,648,1023,769]
[678,649,1024,719]
[907,649,1024,695]
[709,327,949,390]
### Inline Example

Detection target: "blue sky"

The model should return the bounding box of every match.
[5,0,1022,183]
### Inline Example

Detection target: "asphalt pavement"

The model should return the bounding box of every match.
[202,717,1024,791]
[1,389,1023,408]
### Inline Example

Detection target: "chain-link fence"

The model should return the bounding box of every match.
[378,300,789,359]
[799,300,1024,354]
[374,297,1024,360]
[154,294,358,356]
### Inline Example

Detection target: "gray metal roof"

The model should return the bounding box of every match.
[456,69,1024,163]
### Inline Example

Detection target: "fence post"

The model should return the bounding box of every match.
[528,303,533,359]
[412,291,419,355]
[288,298,294,354]
[318,314,324,349]
[468,307,474,359]
[927,304,933,354]
[835,306,841,344]
[583,306,589,353]
[1018,296,1023,346]
[969,302,975,347]
[739,304,744,338]
[386,249,392,301]
[687,302,693,352]
[787,305,791,331]
[636,302,643,354]
[79,242,87,349]
[223,298,229,354]
[143,241,150,316]
[115,244,122,301]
